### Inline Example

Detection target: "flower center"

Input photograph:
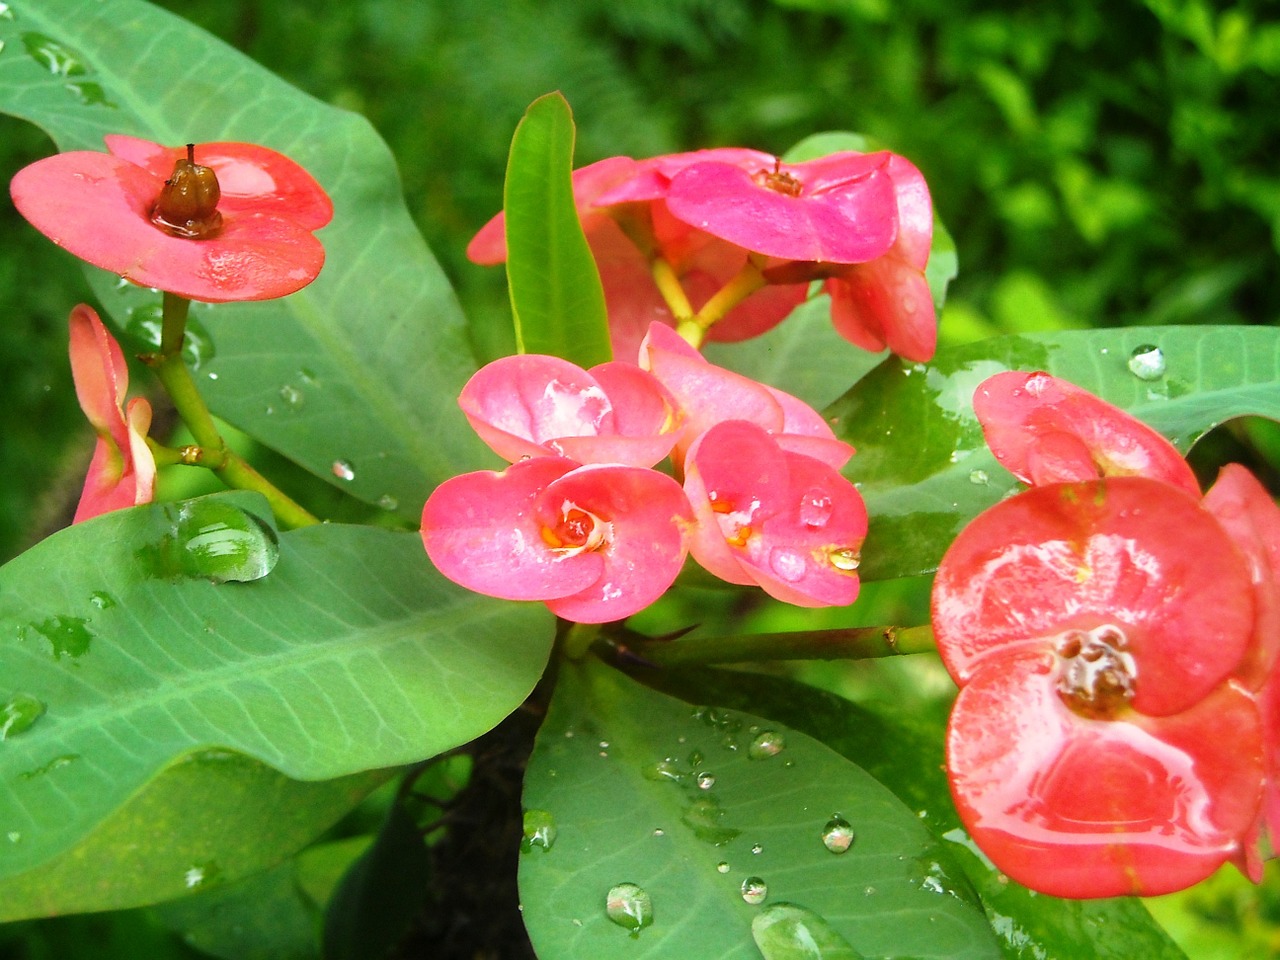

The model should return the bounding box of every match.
[709,493,756,548]
[150,143,224,239]
[754,160,803,198]
[1054,625,1135,719]
[541,502,609,554]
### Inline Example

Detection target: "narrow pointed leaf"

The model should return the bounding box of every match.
[504,92,611,367]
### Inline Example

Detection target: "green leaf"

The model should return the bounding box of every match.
[0,748,385,922]
[519,658,1001,960]
[0,0,485,520]
[831,325,1280,580]
[0,492,554,916]
[641,665,1189,960]
[504,92,611,367]
[322,796,432,960]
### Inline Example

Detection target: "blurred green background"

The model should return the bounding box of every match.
[1,1,1278,955]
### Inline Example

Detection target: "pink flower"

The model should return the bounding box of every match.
[11,135,332,302]
[639,322,852,469]
[421,457,692,623]
[933,476,1264,897]
[683,420,867,607]
[457,354,677,467]
[68,304,156,522]
[973,371,1200,496]
[467,146,938,361]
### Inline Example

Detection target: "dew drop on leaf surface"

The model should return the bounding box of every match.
[604,882,653,936]
[821,816,856,854]
[331,459,356,481]
[748,730,785,759]
[752,902,862,960]
[1127,344,1166,381]
[0,694,45,741]
[741,876,768,905]
[521,809,557,853]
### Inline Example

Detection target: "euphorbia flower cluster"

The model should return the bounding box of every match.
[422,322,867,622]
[933,371,1280,898]
[468,146,936,361]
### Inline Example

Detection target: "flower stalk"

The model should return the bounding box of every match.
[624,624,936,667]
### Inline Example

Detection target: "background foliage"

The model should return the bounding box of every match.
[0,0,1277,957]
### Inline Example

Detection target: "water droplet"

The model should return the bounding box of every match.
[605,882,653,936]
[752,902,861,960]
[798,489,833,528]
[652,828,665,837]
[769,548,807,583]
[6,832,21,844]
[207,371,219,381]
[687,749,705,767]
[821,816,856,854]
[751,843,763,855]
[278,384,304,410]
[27,615,93,660]
[968,469,989,485]
[748,731,785,760]
[717,861,731,874]
[521,809,557,853]
[332,459,356,481]
[695,771,716,790]
[137,499,279,583]
[598,740,609,749]
[88,591,116,610]
[741,876,768,905]
[0,4,14,20]
[827,548,860,572]
[1128,344,1166,381]
[183,860,221,889]
[1,694,44,741]
[19,754,79,781]
[642,758,687,784]
[376,494,399,511]
[682,796,741,846]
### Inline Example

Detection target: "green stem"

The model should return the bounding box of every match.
[690,259,766,332]
[627,624,936,667]
[146,293,320,529]
[652,258,694,320]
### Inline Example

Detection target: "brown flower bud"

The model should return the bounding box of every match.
[150,143,223,239]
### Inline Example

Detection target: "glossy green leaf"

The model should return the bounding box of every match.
[504,92,611,367]
[832,325,1280,579]
[0,0,485,520]
[519,658,1001,960]
[0,492,554,916]
[641,665,1189,960]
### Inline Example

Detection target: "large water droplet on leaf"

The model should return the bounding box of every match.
[139,500,279,583]
[821,816,856,854]
[605,882,653,936]
[1127,344,1166,381]
[521,809,557,853]
[752,902,863,960]
[0,694,44,741]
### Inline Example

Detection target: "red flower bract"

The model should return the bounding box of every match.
[933,477,1263,897]
[10,135,332,302]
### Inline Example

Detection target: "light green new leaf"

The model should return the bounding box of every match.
[519,659,1000,960]
[504,91,612,367]
[0,0,485,519]
[0,493,553,917]
[831,325,1280,580]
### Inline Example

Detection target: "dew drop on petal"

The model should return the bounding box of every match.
[331,459,355,481]
[821,816,856,854]
[1128,344,1166,381]
[828,547,861,572]
[605,882,653,936]
[748,731,785,760]
[769,548,807,582]
[741,876,768,905]
[799,489,833,528]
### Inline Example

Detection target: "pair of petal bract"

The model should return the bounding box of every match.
[467,146,936,362]
[11,136,332,302]
[933,370,1280,898]
[421,323,867,622]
